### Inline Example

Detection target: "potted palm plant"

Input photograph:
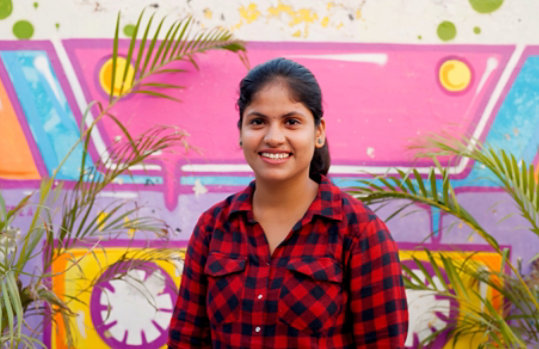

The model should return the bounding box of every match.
[348,136,538,348]
[0,9,247,347]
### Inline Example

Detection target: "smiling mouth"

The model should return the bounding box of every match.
[260,152,291,160]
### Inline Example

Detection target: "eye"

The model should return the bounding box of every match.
[248,118,264,126]
[285,118,300,126]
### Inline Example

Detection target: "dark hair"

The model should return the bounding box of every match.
[237,57,330,181]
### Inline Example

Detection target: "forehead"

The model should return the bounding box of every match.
[247,81,306,111]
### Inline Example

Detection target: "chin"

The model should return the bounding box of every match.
[253,170,307,184]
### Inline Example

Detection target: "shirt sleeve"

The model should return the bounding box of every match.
[348,217,409,348]
[168,214,212,348]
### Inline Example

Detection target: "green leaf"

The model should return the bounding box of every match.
[429,169,438,201]
[401,263,427,288]
[15,227,44,274]
[106,112,139,156]
[169,16,193,59]
[442,170,450,206]
[161,20,182,64]
[151,16,176,71]
[139,82,185,90]
[521,160,528,195]
[5,194,31,223]
[440,255,469,299]
[425,250,450,291]
[510,153,521,188]
[132,89,182,102]
[1,279,15,340]
[412,256,437,290]
[132,12,155,84]
[413,169,428,197]
[528,164,535,202]
[500,150,514,182]
[397,169,417,195]
[110,11,121,103]
[119,10,144,96]
[388,176,406,192]
[140,16,166,77]
[152,68,188,74]
[384,202,415,222]
[0,192,7,221]
[6,272,23,338]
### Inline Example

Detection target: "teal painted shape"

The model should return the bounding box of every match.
[0,50,91,180]
[455,55,539,188]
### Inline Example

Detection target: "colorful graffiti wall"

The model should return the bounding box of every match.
[1,1,538,348]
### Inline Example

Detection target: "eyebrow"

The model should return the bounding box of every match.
[245,111,305,119]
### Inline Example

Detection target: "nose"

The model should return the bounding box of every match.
[264,123,285,146]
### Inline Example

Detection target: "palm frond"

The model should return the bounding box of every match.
[417,136,539,238]
[403,250,537,347]
[110,11,247,102]
[350,166,500,252]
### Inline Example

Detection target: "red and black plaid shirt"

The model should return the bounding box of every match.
[168,175,408,348]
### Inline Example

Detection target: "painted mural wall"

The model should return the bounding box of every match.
[1,0,538,348]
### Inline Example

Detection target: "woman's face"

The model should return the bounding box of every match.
[240,81,325,185]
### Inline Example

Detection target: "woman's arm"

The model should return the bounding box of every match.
[348,217,409,348]
[168,216,212,348]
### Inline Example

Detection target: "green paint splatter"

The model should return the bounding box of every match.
[417,35,422,40]
[469,0,503,14]
[0,0,13,20]
[437,21,457,41]
[13,20,34,39]
[123,24,135,37]
[55,22,60,30]
[33,2,38,9]
[474,26,481,34]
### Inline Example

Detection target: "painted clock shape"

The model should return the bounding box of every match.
[90,261,178,348]
[402,260,458,348]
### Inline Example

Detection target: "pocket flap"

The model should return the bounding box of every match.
[287,257,342,283]
[204,252,246,277]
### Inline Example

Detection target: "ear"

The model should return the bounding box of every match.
[315,119,326,148]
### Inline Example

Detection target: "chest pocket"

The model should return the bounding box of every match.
[278,257,344,333]
[204,252,246,326]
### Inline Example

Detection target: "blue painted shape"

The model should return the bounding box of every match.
[456,55,539,188]
[430,207,441,237]
[117,174,163,185]
[1,50,92,180]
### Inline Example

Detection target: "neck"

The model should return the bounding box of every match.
[253,174,319,211]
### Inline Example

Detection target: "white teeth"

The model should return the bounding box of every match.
[261,152,290,160]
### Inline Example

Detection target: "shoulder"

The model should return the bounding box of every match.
[194,186,251,231]
[328,181,388,241]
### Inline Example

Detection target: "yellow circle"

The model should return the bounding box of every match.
[439,59,472,92]
[99,57,135,97]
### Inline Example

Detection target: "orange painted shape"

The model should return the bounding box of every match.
[0,78,40,180]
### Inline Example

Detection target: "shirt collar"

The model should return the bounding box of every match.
[228,175,343,222]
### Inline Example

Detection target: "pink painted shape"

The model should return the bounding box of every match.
[64,41,511,169]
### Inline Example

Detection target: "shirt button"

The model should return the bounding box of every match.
[255,326,261,333]
[257,294,263,300]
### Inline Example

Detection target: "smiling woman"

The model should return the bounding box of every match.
[168,58,409,348]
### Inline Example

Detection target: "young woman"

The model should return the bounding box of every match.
[168,58,408,348]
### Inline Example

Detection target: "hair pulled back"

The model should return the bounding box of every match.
[237,57,330,181]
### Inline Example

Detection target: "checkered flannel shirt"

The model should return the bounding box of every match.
[168,175,408,348]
